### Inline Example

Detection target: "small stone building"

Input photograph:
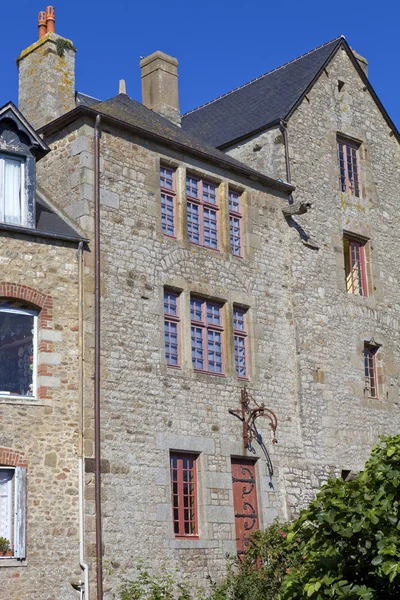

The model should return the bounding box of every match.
[0,8,399,600]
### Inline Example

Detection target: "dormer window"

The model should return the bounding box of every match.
[0,101,50,230]
[0,154,25,226]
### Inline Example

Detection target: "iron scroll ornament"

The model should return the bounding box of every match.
[229,387,278,488]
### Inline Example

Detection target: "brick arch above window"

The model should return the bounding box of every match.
[0,447,27,467]
[0,282,53,329]
[0,282,56,401]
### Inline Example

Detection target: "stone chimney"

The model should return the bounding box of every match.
[352,49,368,78]
[140,51,181,126]
[17,6,76,130]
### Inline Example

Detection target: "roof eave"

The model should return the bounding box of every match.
[0,221,88,245]
[39,106,294,194]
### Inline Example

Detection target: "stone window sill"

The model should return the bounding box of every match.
[0,558,27,567]
[361,397,392,411]
[0,395,47,406]
[163,539,219,550]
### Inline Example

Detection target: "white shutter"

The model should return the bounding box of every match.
[14,467,26,559]
[4,157,22,224]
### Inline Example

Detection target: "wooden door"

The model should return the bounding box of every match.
[231,458,259,555]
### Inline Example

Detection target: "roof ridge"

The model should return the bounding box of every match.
[183,36,344,117]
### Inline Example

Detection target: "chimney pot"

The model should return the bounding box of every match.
[38,11,47,39]
[46,6,55,34]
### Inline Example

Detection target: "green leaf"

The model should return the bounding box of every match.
[307,584,315,597]
[371,556,383,566]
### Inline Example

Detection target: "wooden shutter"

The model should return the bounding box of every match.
[14,467,26,559]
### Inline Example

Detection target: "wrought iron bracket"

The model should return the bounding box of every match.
[229,387,278,488]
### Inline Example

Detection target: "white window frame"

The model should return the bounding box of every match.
[0,154,26,227]
[0,305,38,399]
[0,467,13,550]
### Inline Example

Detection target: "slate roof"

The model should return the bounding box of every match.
[35,195,85,241]
[41,94,294,193]
[181,38,342,147]
[75,91,101,107]
[182,37,399,148]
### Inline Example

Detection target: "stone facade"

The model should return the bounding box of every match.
[37,120,303,594]
[228,47,400,500]
[0,234,81,599]
[1,25,399,600]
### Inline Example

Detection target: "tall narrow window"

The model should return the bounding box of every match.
[0,304,37,397]
[337,138,360,197]
[233,307,248,378]
[164,291,180,367]
[191,297,223,374]
[0,155,24,225]
[343,236,368,296]
[160,166,176,237]
[170,453,198,538]
[229,190,243,257]
[364,344,378,398]
[186,176,219,250]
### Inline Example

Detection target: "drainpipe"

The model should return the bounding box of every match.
[279,120,291,184]
[94,114,103,600]
[78,240,89,600]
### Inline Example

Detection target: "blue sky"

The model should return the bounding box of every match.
[1,0,398,129]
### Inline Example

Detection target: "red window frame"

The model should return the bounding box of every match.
[344,237,368,297]
[229,189,243,257]
[160,165,176,237]
[164,290,180,368]
[337,138,360,197]
[170,453,198,538]
[364,344,378,398]
[233,307,248,379]
[186,175,219,250]
[190,297,224,375]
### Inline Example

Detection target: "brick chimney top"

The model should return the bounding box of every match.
[38,6,56,39]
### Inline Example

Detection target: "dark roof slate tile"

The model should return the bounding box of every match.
[181,38,342,147]
[88,93,292,191]
[35,196,84,240]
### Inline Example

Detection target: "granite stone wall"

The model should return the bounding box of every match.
[229,47,400,504]
[14,44,400,599]
[0,234,81,599]
[37,120,308,595]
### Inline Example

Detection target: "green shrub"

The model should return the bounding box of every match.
[279,435,400,599]
[120,561,201,600]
